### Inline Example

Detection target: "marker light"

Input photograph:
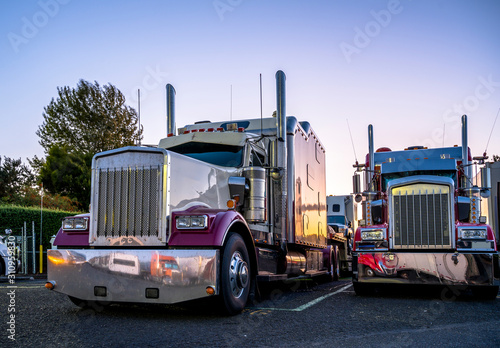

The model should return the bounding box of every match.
[45,281,56,290]
[227,199,236,209]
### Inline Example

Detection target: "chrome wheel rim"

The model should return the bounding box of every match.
[229,251,249,298]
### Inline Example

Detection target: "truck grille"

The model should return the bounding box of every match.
[96,166,161,239]
[391,184,452,249]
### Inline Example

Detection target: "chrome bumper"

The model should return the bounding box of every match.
[354,252,499,286]
[47,249,219,304]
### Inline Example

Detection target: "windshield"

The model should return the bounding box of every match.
[382,170,457,191]
[168,142,244,167]
[327,216,346,225]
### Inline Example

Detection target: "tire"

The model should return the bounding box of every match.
[220,233,251,315]
[471,286,499,300]
[0,259,5,276]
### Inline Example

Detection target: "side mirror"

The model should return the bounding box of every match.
[480,167,491,198]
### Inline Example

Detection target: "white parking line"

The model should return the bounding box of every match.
[253,283,353,312]
[0,285,45,289]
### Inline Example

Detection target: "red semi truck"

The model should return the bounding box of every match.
[351,115,499,298]
[46,71,338,314]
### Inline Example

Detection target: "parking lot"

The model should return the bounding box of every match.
[1,276,499,347]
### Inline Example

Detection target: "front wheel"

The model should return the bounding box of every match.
[220,233,251,315]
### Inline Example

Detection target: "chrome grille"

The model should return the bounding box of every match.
[96,166,161,239]
[392,184,451,249]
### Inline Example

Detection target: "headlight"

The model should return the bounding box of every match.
[361,229,385,241]
[62,217,88,231]
[460,228,487,239]
[176,215,208,230]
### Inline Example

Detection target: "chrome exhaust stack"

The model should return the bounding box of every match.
[461,115,470,188]
[276,70,287,174]
[368,124,374,191]
[276,70,286,144]
[275,70,288,252]
[166,84,176,136]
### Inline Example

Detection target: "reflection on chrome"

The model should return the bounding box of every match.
[357,252,495,286]
[47,249,219,304]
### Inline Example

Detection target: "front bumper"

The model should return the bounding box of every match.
[353,251,499,286]
[47,249,219,304]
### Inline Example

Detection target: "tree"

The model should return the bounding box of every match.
[0,156,35,203]
[36,79,142,155]
[493,154,499,162]
[38,145,93,209]
[35,80,142,208]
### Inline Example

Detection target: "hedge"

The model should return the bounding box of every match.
[0,205,83,250]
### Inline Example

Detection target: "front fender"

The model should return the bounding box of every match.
[168,207,251,247]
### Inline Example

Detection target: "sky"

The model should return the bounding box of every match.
[1,0,499,195]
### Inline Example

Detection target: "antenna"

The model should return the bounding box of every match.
[442,123,445,147]
[137,89,141,146]
[259,73,263,134]
[347,119,358,163]
[484,107,500,156]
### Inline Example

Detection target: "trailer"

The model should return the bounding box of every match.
[326,195,356,276]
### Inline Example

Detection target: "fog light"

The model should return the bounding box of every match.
[94,286,107,297]
[146,288,159,299]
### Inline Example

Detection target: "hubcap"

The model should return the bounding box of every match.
[229,251,249,298]
[366,268,375,277]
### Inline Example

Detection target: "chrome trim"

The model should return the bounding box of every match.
[388,176,455,249]
[47,249,219,304]
[287,130,295,243]
[356,251,497,286]
[90,147,169,246]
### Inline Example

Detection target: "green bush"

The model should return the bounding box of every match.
[0,204,83,250]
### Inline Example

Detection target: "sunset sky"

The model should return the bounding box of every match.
[1,0,499,194]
